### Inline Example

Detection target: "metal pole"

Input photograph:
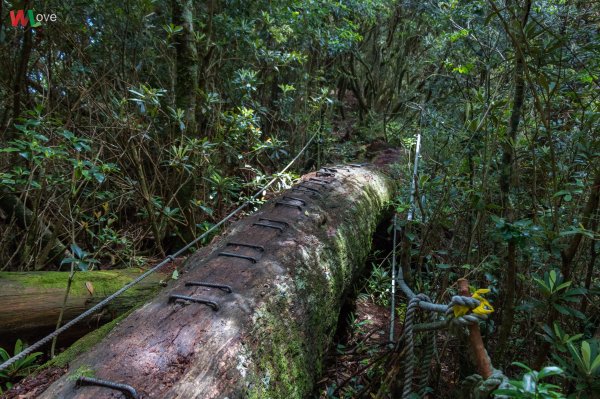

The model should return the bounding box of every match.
[407,133,422,222]
[389,214,398,344]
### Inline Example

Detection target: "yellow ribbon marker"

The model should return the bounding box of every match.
[454,288,494,317]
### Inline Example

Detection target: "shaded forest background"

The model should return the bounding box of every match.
[0,0,598,397]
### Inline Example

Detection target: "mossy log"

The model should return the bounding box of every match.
[0,270,167,345]
[38,166,394,399]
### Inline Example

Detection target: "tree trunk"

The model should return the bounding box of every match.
[38,166,394,399]
[496,0,531,363]
[10,1,34,134]
[0,270,167,346]
[560,171,600,280]
[172,0,198,133]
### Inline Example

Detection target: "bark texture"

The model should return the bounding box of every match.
[38,166,394,399]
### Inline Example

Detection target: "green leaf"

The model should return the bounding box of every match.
[553,304,571,316]
[550,270,558,286]
[70,243,84,259]
[93,172,106,183]
[172,269,179,280]
[581,341,591,370]
[60,257,77,265]
[0,147,21,153]
[555,281,572,291]
[568,342,585,370]
[522,373,536,392]
[14,339,23,355]
[559,227,595,239]
[512,361,533,372]
[0,347,9,361]
[570,334,584,342]
[77,261,89,272]
[538,366,563,379]
[533,277,550,294]
[590,354,600,374]
[565,287,587,296]
[567,308,586,320]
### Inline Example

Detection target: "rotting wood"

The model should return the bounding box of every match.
[37,165,394,399]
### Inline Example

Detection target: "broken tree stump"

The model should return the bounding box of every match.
[37,165,394,399]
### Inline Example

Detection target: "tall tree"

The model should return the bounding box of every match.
[491,0,532,361]
[172,0,198,133]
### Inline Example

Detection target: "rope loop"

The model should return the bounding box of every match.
[459,369,510,399]
[451,313,488,326]
[415,293,432,304]
[445,295,486,326]
[400,293,432,399]
[449,295,480,310]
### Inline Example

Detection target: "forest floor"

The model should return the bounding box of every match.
[315,297,398,398]
[314,291,465,399]
[1,367,66,399]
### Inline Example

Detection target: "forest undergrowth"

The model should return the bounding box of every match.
[0,0,598,397]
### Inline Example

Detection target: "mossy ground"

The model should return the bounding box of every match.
[42,309,135,370]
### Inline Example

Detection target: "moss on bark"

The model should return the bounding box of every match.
[1,270,147,293]
[43,309,135,369]
[0,270,166,339]
[35,167,395,399]
[244,171,393,398]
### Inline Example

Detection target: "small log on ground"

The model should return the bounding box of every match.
[38,165,394,399]
[0,269,167,346]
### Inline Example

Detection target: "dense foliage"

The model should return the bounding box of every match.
[0,0,598,397]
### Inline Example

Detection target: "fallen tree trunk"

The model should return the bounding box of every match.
[38,166,394,399]
[0,270,167,346]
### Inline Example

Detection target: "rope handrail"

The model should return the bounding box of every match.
[390,223,504,398]
[0,133,317,372]
[387,133,506,398]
